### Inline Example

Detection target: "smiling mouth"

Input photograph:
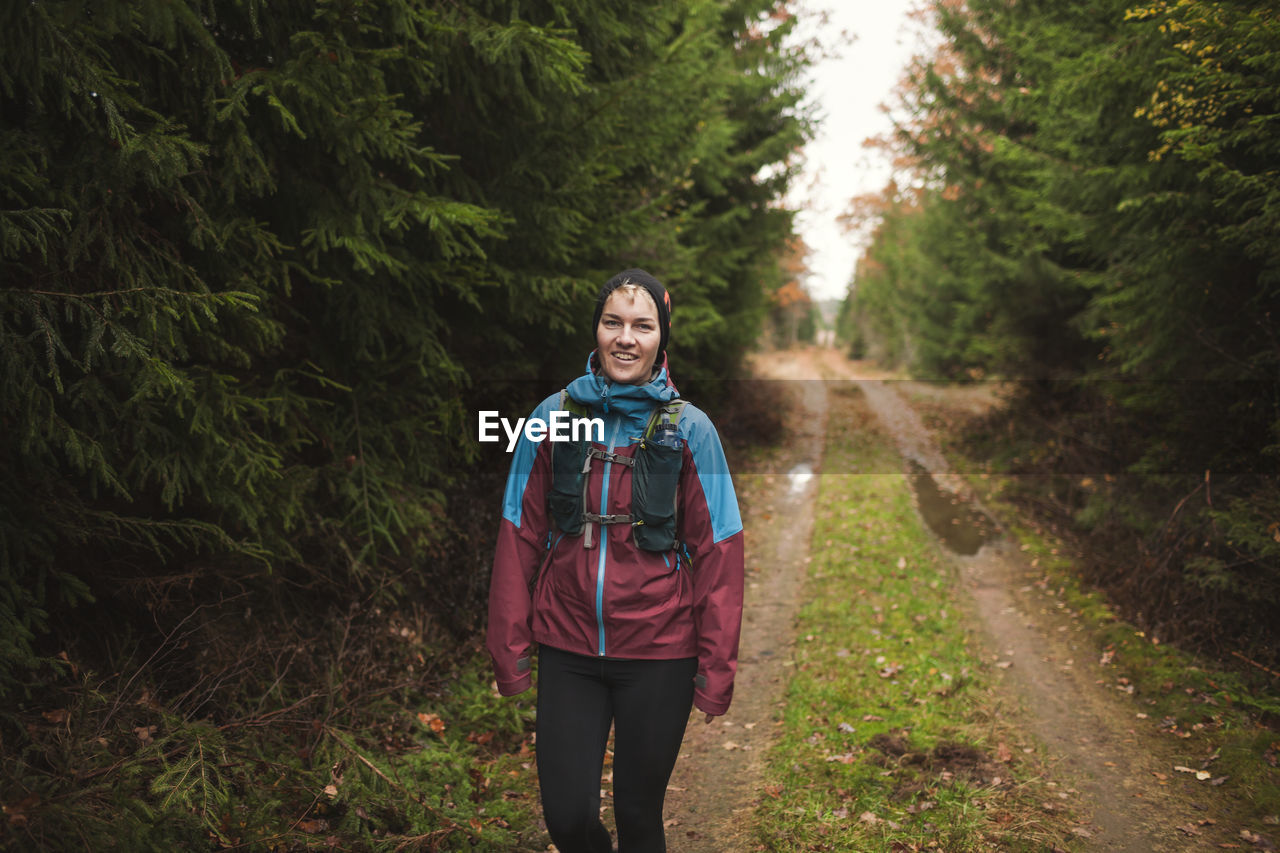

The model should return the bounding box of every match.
[611,352,638,362]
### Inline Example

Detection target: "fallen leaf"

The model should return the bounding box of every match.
[1177,824,1203,837]
[722,741,740,751]
[1240,829,1264,843]
[996,742,1013,763]
[323,784,338,799]
[417,712,446,735]
[859,811,879,824]
[297,819,328,833]
[41,708,68,725]
[1070,826,1093,838]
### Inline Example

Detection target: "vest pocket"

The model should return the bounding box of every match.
[548,439,587,536]
[632,441,681,550]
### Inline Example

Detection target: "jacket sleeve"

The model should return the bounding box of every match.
[485,397,556,696]
[679,407,745,716]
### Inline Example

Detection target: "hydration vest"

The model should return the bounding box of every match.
[548,390,686,552]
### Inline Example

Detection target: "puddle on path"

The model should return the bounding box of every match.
[906,460,998,555]
[786,462,814,496]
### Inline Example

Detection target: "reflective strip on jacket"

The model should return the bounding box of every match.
[485,357,745,716]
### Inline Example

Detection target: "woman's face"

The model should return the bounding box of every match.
[596,289,661,385]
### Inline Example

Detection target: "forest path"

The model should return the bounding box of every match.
[662,349,830,851]
[663,346,1241,851]
[819,348,1177,845]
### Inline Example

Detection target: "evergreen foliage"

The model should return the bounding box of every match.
[0,0,809,694]
[2,0,810,844]
[844,0,1279,660]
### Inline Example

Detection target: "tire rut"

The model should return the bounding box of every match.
[816,347,1242,851]
[661,356,828,851]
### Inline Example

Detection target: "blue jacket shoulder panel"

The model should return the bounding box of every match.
[679,403,743,544]
[501,392,562,528]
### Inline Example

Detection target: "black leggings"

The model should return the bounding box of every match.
[536,645,696,853]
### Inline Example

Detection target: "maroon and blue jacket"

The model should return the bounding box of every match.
[486,356,745,715]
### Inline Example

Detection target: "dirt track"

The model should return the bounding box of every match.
[662,351,829,851]
[662,346,1244,851]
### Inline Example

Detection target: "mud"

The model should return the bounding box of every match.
[906,459,998,556]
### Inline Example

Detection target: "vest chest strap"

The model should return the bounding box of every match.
[586,447,635,467]
[583,512,635,525]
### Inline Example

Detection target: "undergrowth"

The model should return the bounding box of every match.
[0,602,545,852]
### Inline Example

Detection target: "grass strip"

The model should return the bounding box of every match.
[756,385,1069,852]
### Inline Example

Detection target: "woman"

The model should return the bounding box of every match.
[487,269,745,853]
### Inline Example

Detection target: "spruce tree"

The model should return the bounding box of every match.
[0,0,811,692]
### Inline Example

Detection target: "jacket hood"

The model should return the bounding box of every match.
[566,351,678,419]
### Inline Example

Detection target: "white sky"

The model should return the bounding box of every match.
[787,1,926,302]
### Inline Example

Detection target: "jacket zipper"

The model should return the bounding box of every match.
[595,413,623,656]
